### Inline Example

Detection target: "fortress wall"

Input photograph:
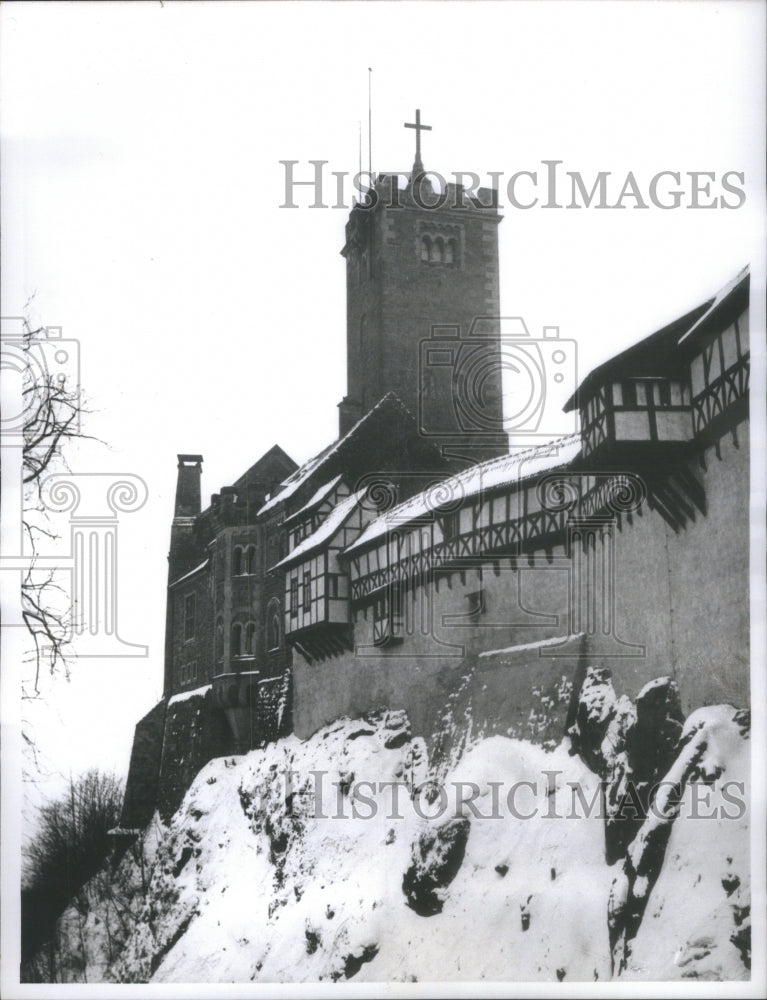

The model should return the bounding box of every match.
[156,690,231,821]
[603,424,749,712]
[120,699,167,829]
[669,425,750,709]
[291,539,580,745]
[292,421,750,752]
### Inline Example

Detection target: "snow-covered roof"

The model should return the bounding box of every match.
[564,266,750,413]
[168,683,212,706]
[283,474,345,526]
[478,632,585,658]
[272,489,368,570]
[344,434,582,555]
[257,392,409,517]
[678,265,749,345]
[169,559,209,589]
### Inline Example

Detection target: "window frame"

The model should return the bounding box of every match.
[232,545,244,576]
[231,622,243,658]
[245,545,257,575]
[183,593,196,642]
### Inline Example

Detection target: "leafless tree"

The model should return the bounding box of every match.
[20,319,95,703]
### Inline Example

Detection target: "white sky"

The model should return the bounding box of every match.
[1,1,765,800]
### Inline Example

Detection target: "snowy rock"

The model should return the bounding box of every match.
[402,817,470,916]
[610,704,750,979]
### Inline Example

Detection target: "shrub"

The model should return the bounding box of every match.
[22,770,123,970]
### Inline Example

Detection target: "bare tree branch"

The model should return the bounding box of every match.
[19,320,97,717]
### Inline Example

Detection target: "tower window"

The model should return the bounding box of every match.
[245,621,256,656]
[290,577,299,617]
[303,572,312,612]
[231,622,243,658]
[246,545,257,575]
[233,546,244,576]
[420,229,460,266]
[184,593,196,642]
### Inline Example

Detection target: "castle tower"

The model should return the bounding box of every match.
[338,110,507,463]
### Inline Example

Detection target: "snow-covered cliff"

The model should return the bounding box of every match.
[43,677,750,985]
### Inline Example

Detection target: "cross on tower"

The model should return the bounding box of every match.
[404,108,432,175]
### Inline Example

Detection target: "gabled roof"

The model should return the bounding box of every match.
[344,434,581,555]
[233,443,298,489]
[563,304,709,413]
[564,265,750,413]
[678,265,749,346]
[169,558,209,589]
[283,474,345,526]
[272,489,367,570]
[258,392,436,517]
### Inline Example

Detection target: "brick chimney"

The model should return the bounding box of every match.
[174,454,203,518]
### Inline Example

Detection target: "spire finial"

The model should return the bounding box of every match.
[404,108,432,176]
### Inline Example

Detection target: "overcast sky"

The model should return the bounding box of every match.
[1,1,765,801]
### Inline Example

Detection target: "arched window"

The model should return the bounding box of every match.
[245,621,256,655]
[232,546,243,576]
[231,622,242,658]
[445,238,456,265]
[421,236,431,261]
[267,598,281,651]
[431,238,444,263]
[215,617,224,662]
[246,545,257,575]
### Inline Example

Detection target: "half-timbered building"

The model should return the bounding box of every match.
[121,119,750,828]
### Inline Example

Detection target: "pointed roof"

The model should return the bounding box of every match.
[258,392,444,518]
[564,265,750,413]
[272,489,368,571]
[233,443,297,489]
[283,474,346,526]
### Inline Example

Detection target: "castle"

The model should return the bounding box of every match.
[121,116,750,827]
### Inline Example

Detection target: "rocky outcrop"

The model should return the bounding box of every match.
[568,668,750,978]
[568,668,685,862]
[402,817,470,916]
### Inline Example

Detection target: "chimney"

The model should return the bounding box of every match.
[174,454,203,518]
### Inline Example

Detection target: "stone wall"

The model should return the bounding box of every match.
[156,690,231,821]
[291,419,749,753]
[120,699,167,829]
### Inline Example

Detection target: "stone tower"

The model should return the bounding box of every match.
[338,111,507,463]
